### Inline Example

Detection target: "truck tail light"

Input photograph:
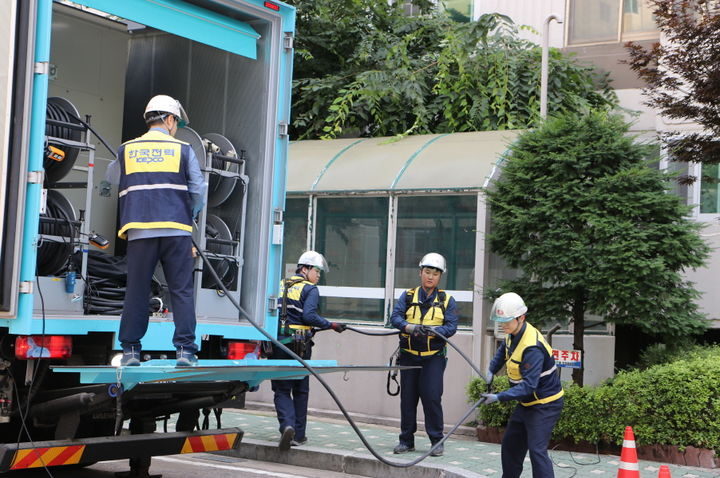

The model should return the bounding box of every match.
[226,341,257,360]
[263,1,280,11]
[15,336,72,359]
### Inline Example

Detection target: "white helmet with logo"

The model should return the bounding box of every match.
[419,252,446,273]
[144,94,189,126]
[297,251,329,272]
[490,292,527,323]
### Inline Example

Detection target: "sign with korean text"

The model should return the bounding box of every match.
[552,349,582,368]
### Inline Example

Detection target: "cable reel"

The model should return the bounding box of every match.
[38,190,77,276]
[44,97,84,184]
[201,214,237,289]
[202,133,241,208]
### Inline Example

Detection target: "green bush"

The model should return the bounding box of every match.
[467,346,720,452]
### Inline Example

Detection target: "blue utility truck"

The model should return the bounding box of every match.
[0,0,360,473]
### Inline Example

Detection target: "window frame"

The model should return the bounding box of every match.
[565,0,659,47]
[285,192,480,327]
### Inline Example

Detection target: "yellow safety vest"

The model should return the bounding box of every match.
[400,287,450,356]
[505,322,564,406]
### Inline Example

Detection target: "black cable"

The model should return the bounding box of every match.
[192,237,488,467]
[63,110,117,157]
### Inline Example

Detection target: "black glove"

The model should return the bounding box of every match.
[406,324,431,337]
[330,322,346,333]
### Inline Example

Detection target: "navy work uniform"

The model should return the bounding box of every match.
[271,275,332,443]
[390,287,458,449]
[109,127,206,356]
[489,322,564,478]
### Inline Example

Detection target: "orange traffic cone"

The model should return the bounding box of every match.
[658,465,672,477]
[617,426,640,478]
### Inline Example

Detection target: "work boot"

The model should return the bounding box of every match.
[176,348,198,367]
[393,443,415,454]
[430,442,444,457]
[278,426,295,451]
[121,347,141,366]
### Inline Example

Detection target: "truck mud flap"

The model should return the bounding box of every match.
[0,427,242,472]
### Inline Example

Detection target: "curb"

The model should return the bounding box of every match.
[217,437,488,478]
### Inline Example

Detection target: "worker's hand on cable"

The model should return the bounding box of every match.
[99,180,112,197]
[484,370,494,385]
[481,393,498,404]
[405,324,431,337]
[330,322,346,333]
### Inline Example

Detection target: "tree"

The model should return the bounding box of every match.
[625,0,720,167]
[485,110,709,385]
[287,0,616,139]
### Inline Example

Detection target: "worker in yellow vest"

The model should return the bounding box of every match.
[390,253,458,457]
[483,292,564,478]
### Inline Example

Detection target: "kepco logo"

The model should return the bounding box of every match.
[128,148,175,163]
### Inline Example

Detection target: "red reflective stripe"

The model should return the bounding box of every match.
[188,436,204,452]
[214,434,230,450]
[46,446,83,466]
[12,448,48,469]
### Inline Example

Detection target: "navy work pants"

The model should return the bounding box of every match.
[119,236,197,354]
[501,398,564,478]
[271,342,312,441]
[397,351,447,446]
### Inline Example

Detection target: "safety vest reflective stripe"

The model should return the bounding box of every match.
[118,221,193,238]
[119,183,189,197]
[540,365,557,377]
[521,389,564,407]
[288,324,312,330]
[509,365,555,384]
[403,348,440,357]
[286,304,303,313]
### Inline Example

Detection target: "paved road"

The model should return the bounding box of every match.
[9,453,367,478]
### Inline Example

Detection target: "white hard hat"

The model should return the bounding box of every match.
[144,95,189,126]
[419,253,446,273]
[297,251,329,272]
[490,292,527,323]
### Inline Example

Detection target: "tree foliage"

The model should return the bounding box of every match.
[286,0,616,139]
[625,0,720,166]
[485,110,709,385]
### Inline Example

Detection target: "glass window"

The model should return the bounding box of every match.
[568,0,657,45]
[568,0,620,44]
[700,164,720,214]
[315,197,388,322]
[394,195,476,326]
[622,0,656,35]
[282,197,309,277]
[442,0,473,22]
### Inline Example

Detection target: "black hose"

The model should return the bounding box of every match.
[192,237,488,467]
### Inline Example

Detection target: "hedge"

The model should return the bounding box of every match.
[467,346,720,452]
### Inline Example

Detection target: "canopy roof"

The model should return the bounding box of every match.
[287,130,520,194]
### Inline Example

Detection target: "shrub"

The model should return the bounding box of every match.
[467,346,720,452]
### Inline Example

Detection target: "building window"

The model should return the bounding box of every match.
[282,197,309,277]
[567,0,658,45]
[315,197,388,322]
[394,195,476,326]
[700,164,720,215]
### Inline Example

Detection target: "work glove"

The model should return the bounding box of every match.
[99,180,111,197]
[405,324,431,337]
[481,393,498,405]
[484,370,494,385]
[330,322,346,333]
